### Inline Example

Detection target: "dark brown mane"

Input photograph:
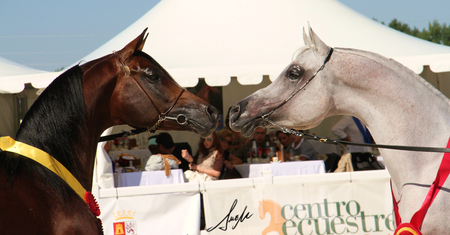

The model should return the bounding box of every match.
[0,65,86,196]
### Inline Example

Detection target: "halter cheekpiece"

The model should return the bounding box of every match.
[261,47,334,136]
[112,51,188,133]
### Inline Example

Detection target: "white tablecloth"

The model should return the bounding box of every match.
[234,160,325,178]
[109,149,152,170]
[114,170,185,187]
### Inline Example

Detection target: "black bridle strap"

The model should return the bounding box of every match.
[161,89,185,117]
[98,128,147,142]
[112,51,187,133]
[259,47,450,153]
[262,47,334,122]
[113,51,162,114]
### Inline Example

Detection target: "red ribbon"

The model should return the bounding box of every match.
[395,223,421,235]
[392,138,450,234]
[84,191,101,217]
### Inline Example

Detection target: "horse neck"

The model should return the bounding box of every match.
[15,66,105,191]
[331,49,450,148]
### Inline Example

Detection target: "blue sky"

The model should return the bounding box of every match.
[1,0,450,72]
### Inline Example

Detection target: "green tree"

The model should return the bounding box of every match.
[386,18,450,46]
[389,18,413,35]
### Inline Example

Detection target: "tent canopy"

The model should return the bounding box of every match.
[0,57,60,93]
[77,0,450,88]
[2,0,450,93]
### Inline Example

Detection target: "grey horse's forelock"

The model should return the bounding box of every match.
[292,45,312,62]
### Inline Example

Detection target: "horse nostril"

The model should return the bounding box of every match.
[206,105,218,121]
[229,104,241,124]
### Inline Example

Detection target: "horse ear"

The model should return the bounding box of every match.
[308,27,329,56]
[117,28,149,61]
[303,27,312,46]
[132,28,148,52]
[136,30,149,51]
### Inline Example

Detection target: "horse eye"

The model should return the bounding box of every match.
[287,65,304,80]
[144,70,159,81]
[148,74,158,80]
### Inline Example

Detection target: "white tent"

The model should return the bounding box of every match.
[2,0,450,188]
[0,56,60,94]
[0,57,61,136]
[74,0,450,189]
[3,0,450,148]
[3,0,450,92]
[70,0,450,150]
[77,0,450,88]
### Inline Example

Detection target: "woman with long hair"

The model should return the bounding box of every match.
[182,132,224,181]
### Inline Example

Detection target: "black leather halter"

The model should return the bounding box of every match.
[261,47,334,129]
[259,47,450,153]
[113,51,188,133]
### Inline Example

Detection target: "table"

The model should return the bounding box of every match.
[234,160,326,178]
[109,149,152,170]
[114,169,185,187]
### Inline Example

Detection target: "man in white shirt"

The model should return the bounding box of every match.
[331,116,371,154]
[331,116,382,171]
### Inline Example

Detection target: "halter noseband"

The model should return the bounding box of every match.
[112,51,188,133]
[261,47,334,136]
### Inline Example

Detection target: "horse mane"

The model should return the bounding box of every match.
[0,65,86,196]
[335,47,450,105]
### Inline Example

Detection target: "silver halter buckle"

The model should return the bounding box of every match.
[148,114,188,133]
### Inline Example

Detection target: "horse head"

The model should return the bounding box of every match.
[81,28,218,137]
[229,27,335,136]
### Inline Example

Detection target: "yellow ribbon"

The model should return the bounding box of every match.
[0,136,86,199]
[395,227,420,235]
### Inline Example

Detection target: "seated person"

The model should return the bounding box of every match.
[233,127,277,163]
[181,132,224,181]
[147,135,160,154]
[285,134,318,161]
[216,129,243,179]
[154,132,192,172]
[229,130,248,153]
[276,130,293,151]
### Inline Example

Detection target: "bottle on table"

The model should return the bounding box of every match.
[250,140,258,163]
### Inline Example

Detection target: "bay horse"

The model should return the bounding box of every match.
[0,28,218,234]
[229,26,450,234]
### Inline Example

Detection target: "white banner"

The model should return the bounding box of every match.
[98,192,201,235]
[203,171,394,235]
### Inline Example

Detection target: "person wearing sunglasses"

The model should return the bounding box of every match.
[182,132,224,182]
[216,129,243,179]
